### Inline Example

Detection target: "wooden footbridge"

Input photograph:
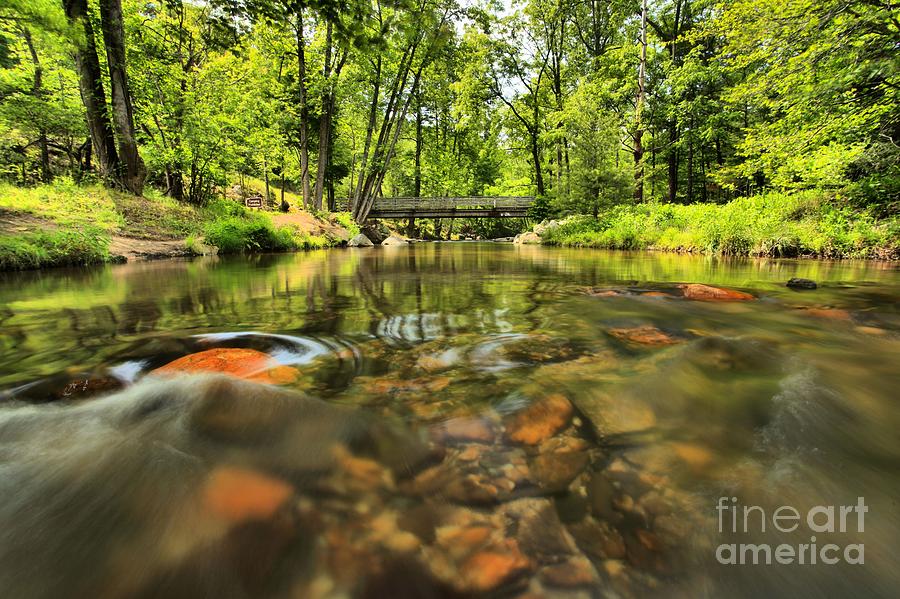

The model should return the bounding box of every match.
[346,196,534,219]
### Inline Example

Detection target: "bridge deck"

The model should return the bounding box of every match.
[346,196,534,219]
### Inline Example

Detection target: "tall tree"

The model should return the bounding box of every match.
[98,0,145,194]
[62,0,119,181]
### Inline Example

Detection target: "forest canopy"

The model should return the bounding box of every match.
[0,0,897,224]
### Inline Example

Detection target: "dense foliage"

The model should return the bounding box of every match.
[0,0,897,232]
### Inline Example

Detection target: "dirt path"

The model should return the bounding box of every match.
[1,208,192,262]
[272,211,350,241]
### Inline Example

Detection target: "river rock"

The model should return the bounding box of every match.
[533,220,560,236]
[513,231,542,245]
[202,466,294,523]
[608,325,680,346]
[432,417,496,444]
[787,277,817,289]
[458,539,532,592]
[569,389,656,439]
[539,556,598,588]
[348,233,374,247]
[501,498,577,559]
[151,347,299,385]
[361,221,390,243]
[505,393,574,445]
[678,283,754,301]
[567,517,627,560]
[799,307,852,320]
[382,235,409,246]
[529,451,589,494]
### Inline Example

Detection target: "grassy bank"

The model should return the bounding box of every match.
[542,192,899,259]
[0,180,352,270]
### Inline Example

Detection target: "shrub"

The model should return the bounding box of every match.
[0,227,110,270]
[203,214,294,253]
[542,192,898,259]
[330,211,360,237]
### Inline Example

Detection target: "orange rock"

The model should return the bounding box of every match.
[202,467,293,523]
[586,289,621,297]
[152,348,299,385]
[671,442,714,471]
[506,394,573,445]
[608,325,680,346]
[460,540,532,592]
[801,307,852,321]
[641,291,669,298]
[437,525,494,559]
[679,283,754,301]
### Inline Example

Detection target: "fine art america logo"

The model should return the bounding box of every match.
[715,497,867,565]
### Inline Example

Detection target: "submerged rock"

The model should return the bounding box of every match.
[432,417,496,444]
[202,466,294,523]
[798,307,852,320]
[608,325,681,347]
[787,277,817,290]
[458,539,532,592]
[529,450,589,494]
[678,283,754,301]
[505,393,573,445]
[570,389,656,439]
[348,233,374,247]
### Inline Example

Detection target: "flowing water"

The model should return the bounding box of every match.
[0,243,898,598]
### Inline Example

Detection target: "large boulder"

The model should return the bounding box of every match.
[361,220,391,244]
[348,233,374,247]
[382,235,409,246]
[513,231,542,245]
[533,220,559,236]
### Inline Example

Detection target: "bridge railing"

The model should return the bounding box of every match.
[339,196,534,212]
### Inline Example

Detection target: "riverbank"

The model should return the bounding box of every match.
[0,181,355,270]
[537,191,899,259]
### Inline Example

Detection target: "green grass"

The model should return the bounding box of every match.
[0,227,110,270]
[0,180,354,269]
[330,211,360,238]
[542,191,899,259]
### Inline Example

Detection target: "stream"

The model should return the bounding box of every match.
[1,243,898,598]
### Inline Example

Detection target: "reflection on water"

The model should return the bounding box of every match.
[0,244,898,598]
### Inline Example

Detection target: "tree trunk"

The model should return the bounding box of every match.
[263,156,271,209]
[21,28,51,183]
[62,0,118,180]
[409,91,422,237]
[295,11,312,209]
[313,21,333,211]
[633,0,648,202]
[280,164,288,211]
[531,133,545,196]
[667,121,678,202]
[98,0,146,195]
